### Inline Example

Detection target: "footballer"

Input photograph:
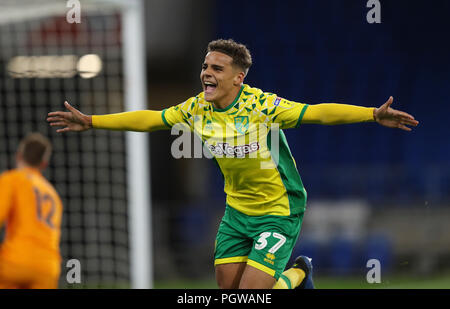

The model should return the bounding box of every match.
[47,39,418,289]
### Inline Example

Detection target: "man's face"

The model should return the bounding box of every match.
[200,51,242,103]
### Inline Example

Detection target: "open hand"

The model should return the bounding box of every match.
[374,97,419,131]
[47,101,92,133]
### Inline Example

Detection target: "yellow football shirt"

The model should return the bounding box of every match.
[162,84,309,216]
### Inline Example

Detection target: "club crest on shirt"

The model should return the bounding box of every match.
[234,116,249,134]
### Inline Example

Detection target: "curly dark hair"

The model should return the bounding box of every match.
[207,39,252,74]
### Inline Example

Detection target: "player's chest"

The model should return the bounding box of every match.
[193,111,261,140]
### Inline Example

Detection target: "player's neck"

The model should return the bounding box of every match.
[213,85,243,111]
[17,161,43,173]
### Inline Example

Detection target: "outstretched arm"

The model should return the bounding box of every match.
[47,101,168,133]
[302,96,418,131]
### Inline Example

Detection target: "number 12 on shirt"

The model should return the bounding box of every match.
[34,187,56,229]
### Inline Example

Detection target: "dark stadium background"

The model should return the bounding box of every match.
[1,0,448,289]
[146,0,450,287]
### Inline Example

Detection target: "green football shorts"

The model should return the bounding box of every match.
[214,204,304,280]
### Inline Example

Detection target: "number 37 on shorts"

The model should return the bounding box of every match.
[255,232,286,254]
[247,229,299,279]
[253,232,287,265]
[248,228,299,278]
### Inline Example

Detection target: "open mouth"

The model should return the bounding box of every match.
[203,81,217,95]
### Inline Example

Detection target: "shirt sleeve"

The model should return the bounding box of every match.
[162,96,201,130]
[92,110,167,132]
[0,172,14,227]
[301,103,375,125]
[262,94,309,129]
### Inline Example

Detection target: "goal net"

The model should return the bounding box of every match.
[0,0,151,288]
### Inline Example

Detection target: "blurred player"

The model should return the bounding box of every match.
[0,133,63,289]
[47,39,418,289]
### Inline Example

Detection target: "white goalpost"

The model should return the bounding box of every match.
[121,0,153,289]
[0,0,152,288]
